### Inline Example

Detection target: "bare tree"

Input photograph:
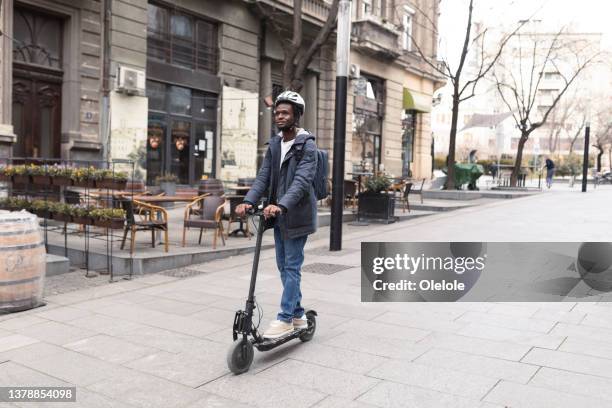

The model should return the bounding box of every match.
[568,112,587,155]
[409,0,525,189]
[592,106,612,172]
[493,28,598,186]
[254,0,340,92]
[544,92,578,154]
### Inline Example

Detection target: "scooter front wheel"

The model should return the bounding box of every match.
[227,338,254,374]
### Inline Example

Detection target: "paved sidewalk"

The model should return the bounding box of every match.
[1,186,612,407]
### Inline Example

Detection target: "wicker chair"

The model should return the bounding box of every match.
[182,195,226,249]
[119,198,169,254]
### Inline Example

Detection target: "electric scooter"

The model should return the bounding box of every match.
[227,201,317,374]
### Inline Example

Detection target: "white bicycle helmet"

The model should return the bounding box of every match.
[275,91,305,116]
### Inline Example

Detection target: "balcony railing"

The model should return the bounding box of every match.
[253,0,331,25]
[352,17,401,60]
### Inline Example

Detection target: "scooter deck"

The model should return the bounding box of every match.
[253,328,308,351]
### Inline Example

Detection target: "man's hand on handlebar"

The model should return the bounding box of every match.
[263,204,282,219]
[235,203,252,217]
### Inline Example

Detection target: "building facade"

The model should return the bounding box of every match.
[0,0,442,184]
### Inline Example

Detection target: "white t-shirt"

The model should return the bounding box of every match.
[280,138,295,168]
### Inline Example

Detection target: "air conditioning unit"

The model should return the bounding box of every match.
[116,66,145,95]
[350,63,361,79]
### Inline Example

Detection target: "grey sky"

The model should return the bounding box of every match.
[438,0,612,65]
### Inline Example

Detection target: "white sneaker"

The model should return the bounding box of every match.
[263,320,294,339]
[293,314,308,330]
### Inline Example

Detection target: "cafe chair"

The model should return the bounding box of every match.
[182,195,226,249]
[119,199,169,254]
[343,179,357,210]
[400,182,413,213]
[412,178,425,204]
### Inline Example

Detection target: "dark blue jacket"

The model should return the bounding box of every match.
[244,130,318,239]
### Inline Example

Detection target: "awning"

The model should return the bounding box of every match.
[403,88,432,113]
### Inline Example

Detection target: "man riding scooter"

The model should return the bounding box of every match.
[236,91,318,339]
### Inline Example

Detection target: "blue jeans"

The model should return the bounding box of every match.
[273,225,307,323]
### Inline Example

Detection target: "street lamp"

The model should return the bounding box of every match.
[582,121,590,192]
[330,0,352,251]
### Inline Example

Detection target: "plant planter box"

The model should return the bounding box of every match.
[160,181,176,195]
[52,213,72,223]
[52,176,73,186]
[0,174,10,182]
[12,175,31,184]
[73,179,95,188]
[73,216,93,225]
[94,218,124,229]
[33,209,50,219]
[358,193,396,223]
[96,179,128,190]
[31,175,51,185]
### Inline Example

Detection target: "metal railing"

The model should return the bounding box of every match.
[271,0,331,23]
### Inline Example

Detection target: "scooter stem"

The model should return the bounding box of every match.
[247,214,266,303]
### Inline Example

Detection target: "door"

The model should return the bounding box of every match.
[12,74,62,159]
[12,6,64,159]
[146,81,217,185]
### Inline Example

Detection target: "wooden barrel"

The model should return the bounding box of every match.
[0,211,46,314]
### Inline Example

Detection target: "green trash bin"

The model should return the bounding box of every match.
[452,163,484,190]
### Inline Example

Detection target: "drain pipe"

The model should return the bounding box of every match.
[101,0,112,163]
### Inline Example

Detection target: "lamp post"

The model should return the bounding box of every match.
[582,122,590,192]
[330,0,352,251]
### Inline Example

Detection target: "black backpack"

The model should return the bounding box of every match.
[295,135,329,200]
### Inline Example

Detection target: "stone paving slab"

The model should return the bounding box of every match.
[483,380,612,408]
[1,187,612,407]
[367,359,499,400]
[414,348,539,383]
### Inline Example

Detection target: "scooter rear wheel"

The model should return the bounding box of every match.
[227,338,254,374]
[299,312,316,342]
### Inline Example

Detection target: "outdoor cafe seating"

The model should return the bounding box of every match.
[182,194,226,249]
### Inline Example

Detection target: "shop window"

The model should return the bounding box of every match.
[402,110,417,178]
[146,80,217,185]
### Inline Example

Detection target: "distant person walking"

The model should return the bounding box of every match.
[543,157,555,188]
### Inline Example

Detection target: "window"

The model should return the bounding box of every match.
[13,7,63,68]
[362,0,372,17]
[402,6,415,51]
[544,72,561,80]
[147,2,218,74]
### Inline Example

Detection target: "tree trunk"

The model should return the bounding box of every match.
[596,146,603,172]
[511,134,528,187]
[445,94,460,190]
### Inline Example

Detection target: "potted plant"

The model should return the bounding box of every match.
[4,197,29,211]
[50,165,73,186]
[30,200,51,219]
[91,207,125,229]
[0,166,10,182]
[29,164,51,185]
[72,204,94,225]
[95,170,129,190]
[49,202,72,223]
[72,166,96,188]
[357,172,396,223]
[12,165,30,185]
[155,172,178,195]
